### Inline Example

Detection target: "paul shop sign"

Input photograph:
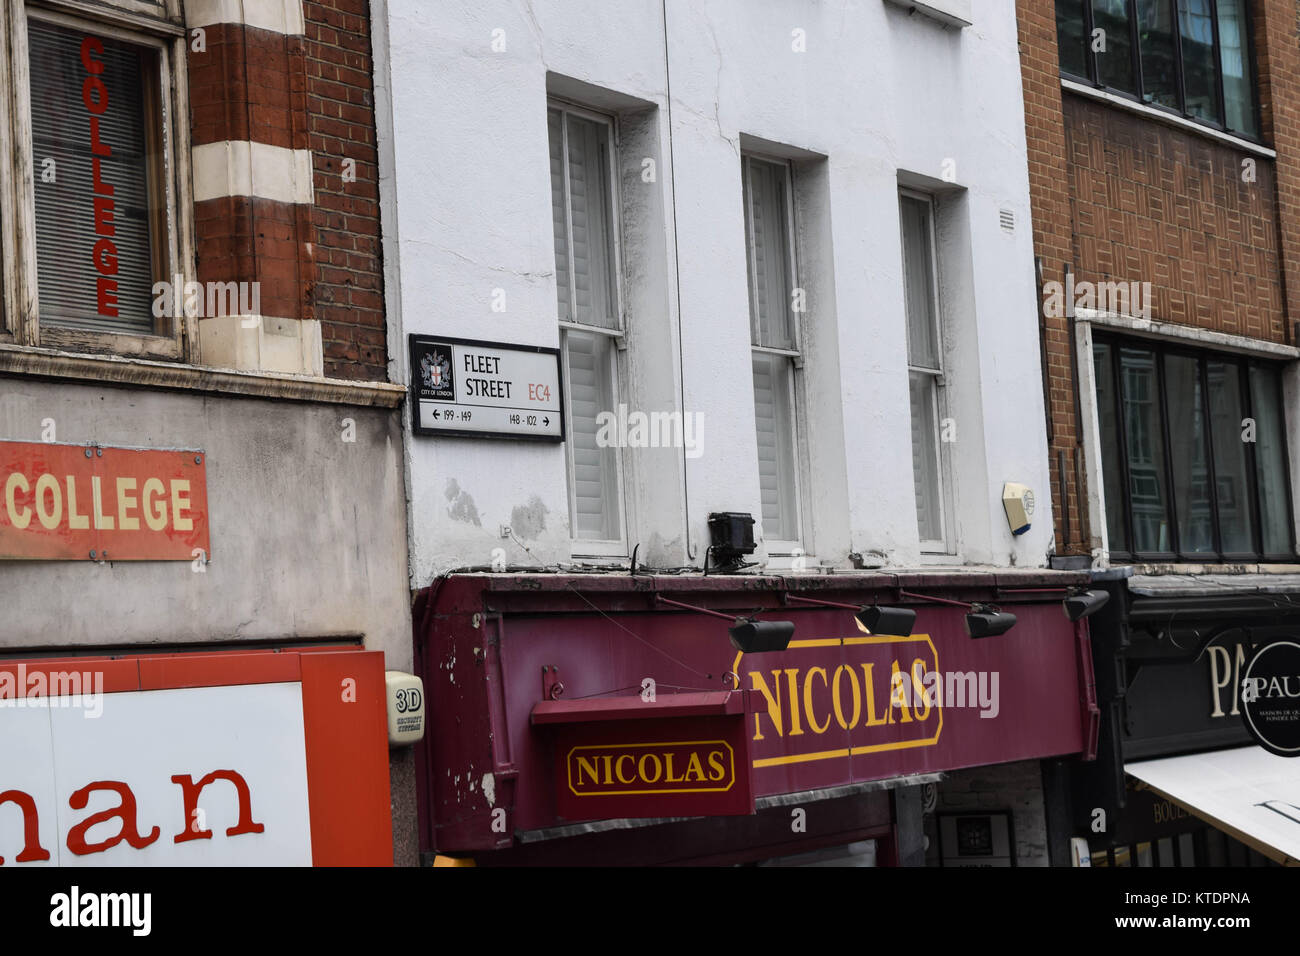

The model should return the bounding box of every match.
[0,440,209,560]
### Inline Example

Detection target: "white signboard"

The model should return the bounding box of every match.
[0,683,312,866]
[410,335,563,440]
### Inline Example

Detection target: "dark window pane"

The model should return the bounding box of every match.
[1121,347,1172,552]
[1216,0,1256,135]
[1178,0,1219,123]
[1249,367,1292,555]
[1165,355,1213,553]
[1207,361,1253,552]
[1094,0,1137,92]
[1137,0,1179,109]
[1057,0,1089,77]
[1096,343,1130,551]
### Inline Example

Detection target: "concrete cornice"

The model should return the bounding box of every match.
[0,344,406,408]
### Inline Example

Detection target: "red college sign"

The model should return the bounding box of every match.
[0,440,210,561]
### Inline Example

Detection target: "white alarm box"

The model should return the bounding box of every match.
[385,671,425,746]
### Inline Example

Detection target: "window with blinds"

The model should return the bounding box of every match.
[548,103,624,547]
[29,18,166,336]
[743,155,801,548]
[900,191,950,552]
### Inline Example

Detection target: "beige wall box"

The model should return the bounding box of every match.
[385,671,426,746]
[1002,483,1035,536]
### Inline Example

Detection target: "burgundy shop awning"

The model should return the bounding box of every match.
[531,690,744,724]
[415,571,1097,853]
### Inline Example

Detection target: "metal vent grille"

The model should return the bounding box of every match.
[999,208,1015,233]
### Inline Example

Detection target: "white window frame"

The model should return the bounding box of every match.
[1,1,194,360]
[900,188,955,555]
[549,98,629,558]
[742,152,805,555]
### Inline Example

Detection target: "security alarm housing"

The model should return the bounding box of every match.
[1002,482,1035,536]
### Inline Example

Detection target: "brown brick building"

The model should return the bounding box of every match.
[1019,0,1299,566]
[1024,1,1300,868]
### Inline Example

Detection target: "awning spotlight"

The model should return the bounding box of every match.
[782,594,916,637]
[1063,589,1110,622]
[728,619,796,653]
[655,595,796,654]
[965,606,1018,639]
[854,605,917,637]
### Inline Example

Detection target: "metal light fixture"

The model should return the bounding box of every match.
[964,605,1018,639]
[783,594,916,637]
[897,590,1018,640]
[1063,589,1110,622]
[655,595,795,654]
[854,605,917,637]
[727,619,796,653]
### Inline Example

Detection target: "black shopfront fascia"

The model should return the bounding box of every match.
[1042,574,1300,863]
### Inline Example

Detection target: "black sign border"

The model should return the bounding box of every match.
[408,334,565,443]
[1240,639,1300,758]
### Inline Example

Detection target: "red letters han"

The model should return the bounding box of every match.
[0,770,265,864]
[81,36,118,319]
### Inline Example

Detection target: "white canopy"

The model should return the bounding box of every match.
[1126,746,1300,866]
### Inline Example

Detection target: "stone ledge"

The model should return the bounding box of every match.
[0,343,404,409]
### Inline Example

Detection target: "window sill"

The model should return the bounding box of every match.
[881,0,971,29]
[763,553,826,573]
[0,343,405,408]
[570,541,629,563]
[918,550,960,565]
[1060,79,1276,159]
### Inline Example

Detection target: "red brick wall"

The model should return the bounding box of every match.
[305,0,387,382]
[1064,95,1284,340]
[186,5,388,382]
[188,23,315,332]
[1253,0,1300,346]
[187,23,308,150]
[1016,0,1300,556]
[1017,0,1084,555]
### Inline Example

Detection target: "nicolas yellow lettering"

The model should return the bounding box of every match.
[750,657,936,740]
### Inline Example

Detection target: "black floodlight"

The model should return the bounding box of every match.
[855,605,917,637]
[965,606,1018,639]
[708,512,756,567]
[728,618,796,653]
[655,594,795,653]
[1063,589,1110,622]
